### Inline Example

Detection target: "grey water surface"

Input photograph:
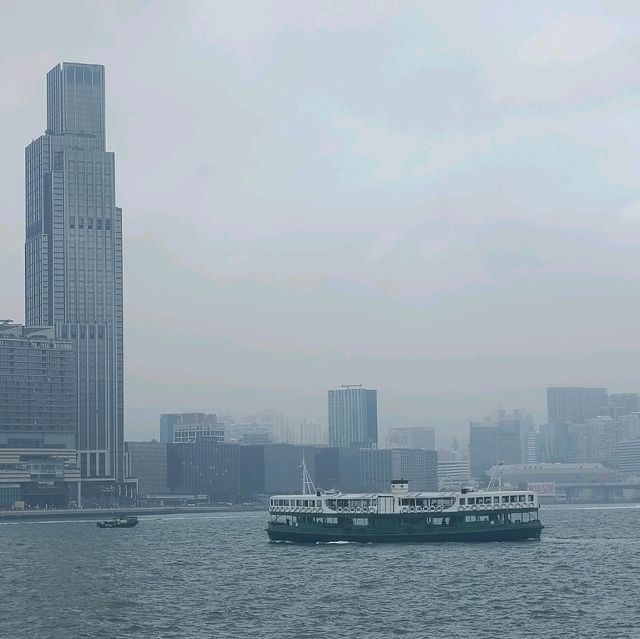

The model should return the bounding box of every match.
[1,506,638,639]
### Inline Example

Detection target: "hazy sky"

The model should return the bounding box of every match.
[1,1,640,441]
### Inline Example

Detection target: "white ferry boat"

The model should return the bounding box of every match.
[266,466,543,544]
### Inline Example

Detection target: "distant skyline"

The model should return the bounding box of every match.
[2,2,640,441]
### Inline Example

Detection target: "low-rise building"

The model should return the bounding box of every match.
[616,439,640,477]
[438,459,471,490]
[0,447,80,509]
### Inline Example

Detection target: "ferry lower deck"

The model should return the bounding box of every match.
[266,480,544,544]
[267,506,543,544]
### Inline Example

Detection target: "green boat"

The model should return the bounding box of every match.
[96,516,139,529]
[266,467,543,544]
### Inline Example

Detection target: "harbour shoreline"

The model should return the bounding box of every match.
[0,505,266,521]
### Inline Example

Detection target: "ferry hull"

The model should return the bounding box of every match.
[267,521,543,544]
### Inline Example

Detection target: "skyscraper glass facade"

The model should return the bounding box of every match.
[25,63,124,483]
[328,387,378,448]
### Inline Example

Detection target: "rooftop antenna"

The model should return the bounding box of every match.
[300,453,316,495]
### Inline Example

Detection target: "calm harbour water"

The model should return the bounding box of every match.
[1,506,639,639]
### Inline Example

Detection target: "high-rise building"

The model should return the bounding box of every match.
[386,427,435,450]
[159,413,224,444]
[360,448,438,492]
[25,63,124,487]
[314,447,362,492]
[608,393,640,419]
[469,416,522,480]
[0,323,76,448]
[328,385,378,448]
[0,323,80,507]
[546,387,608,424]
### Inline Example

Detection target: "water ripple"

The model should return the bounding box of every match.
[0,507,638,638]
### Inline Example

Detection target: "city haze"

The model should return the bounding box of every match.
[2,2,640,440]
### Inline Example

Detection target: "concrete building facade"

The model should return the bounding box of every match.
[125,442,168,496]
[0,324,76,444]
[360,448,438,492]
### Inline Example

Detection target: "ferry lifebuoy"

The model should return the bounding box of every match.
[369,506,376,513]
[401,507,408,513]
[416,506,423,513]
[355,507,362,514]
[409,506,415,513]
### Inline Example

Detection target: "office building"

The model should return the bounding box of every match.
[124,442,168,496]
[168,441,242,502]
[0,447,80,509]
[328,385,378,448]
[615,439,640,476]
[437,460,471,490]
[608,394,640,419]
[387,426,435,450]
[0,323,76,447]
[314,447,362,492]
[469,417,522,480]
[547,387,608,424]
[160,413,225,444]
[25,63,124,487]
[360,448,438,492]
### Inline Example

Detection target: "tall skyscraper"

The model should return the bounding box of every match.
[25,63,124,488]
[469,418,522,480]
[328,385,378,448]
[546,387,608,424]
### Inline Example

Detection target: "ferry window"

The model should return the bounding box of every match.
[511,496,517,503]
[519,495,526,502]
[469,498,476,505]
[493,497,500,504]
[528,494,534,502]
[484,497,491,504]
[297,500,302,506]
[459,498,466,505]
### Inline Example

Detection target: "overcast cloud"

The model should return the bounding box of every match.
[1,1,640,442]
